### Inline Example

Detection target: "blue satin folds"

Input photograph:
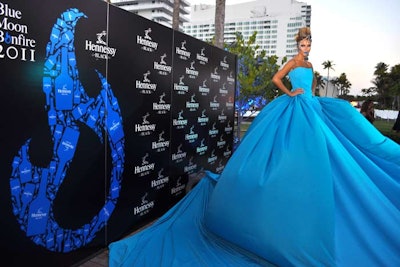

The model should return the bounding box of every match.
[109,67,400,267]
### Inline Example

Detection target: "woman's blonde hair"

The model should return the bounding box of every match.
[295,27,312,43]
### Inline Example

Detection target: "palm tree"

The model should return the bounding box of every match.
[214,0,226,49]
[322,60,335,97]
[373,62,390,108]
[333,73,351,96]
[361,87,376,97]
[389,64,400,110]
[172,0,181,30]
[374,62,389,76]
[314,71,324,96]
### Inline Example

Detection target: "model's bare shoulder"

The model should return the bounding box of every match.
[281,59,297,72]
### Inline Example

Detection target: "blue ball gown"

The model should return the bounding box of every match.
[109,67,400,267]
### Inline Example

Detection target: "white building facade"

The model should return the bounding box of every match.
[183,0,311,59]
[111,0,190,29]
[320,78,339,98]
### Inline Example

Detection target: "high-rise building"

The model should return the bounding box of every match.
[111,0,190,29]
[183,0,311,58]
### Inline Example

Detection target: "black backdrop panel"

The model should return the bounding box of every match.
[0,0,236,265]
[0,0,110,266]
[106,4,174,241]
[207,48,236,172]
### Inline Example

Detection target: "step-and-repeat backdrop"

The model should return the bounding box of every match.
[0,0,236,265]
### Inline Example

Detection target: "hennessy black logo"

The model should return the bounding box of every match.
[85,30,117,59]
[137,28,158,52]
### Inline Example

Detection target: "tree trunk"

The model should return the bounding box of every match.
[172,0,181,31]
[214,0,226,48]
[325,69,329,97]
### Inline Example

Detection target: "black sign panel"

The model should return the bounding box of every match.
[0,0,236,265]
[0,0,110,265]
[106,4,174,240]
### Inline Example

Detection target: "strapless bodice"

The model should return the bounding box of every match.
[288,67,313,98]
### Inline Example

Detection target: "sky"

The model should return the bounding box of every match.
[189,0,400,95]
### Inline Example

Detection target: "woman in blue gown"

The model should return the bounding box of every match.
[109,27,400,267]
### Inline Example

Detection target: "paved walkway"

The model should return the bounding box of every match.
[77,249,108,267]
[75,220,156,267]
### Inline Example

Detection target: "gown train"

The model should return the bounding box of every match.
[109,67,400,267]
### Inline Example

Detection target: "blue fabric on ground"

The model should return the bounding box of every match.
[206,68,400,266]
[109,172,275,267]
[109,67,400,266]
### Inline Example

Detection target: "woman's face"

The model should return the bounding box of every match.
[298,39,311,58]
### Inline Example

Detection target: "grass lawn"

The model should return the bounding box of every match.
[237,119,400,144]
[375,119,400,144]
